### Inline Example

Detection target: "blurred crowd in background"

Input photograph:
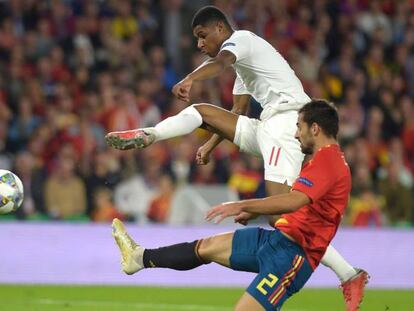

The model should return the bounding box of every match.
[0,0,413,227]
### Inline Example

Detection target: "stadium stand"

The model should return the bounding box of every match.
[0,0,412,226]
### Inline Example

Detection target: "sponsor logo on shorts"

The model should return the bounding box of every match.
[297,177,313,187]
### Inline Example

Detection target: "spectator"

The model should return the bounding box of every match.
[8,96,42,153]
[111,1,138,40]
[114,172,156,223]
[44,156,87,220]
[13,151,47,219]
[338,84,365,141]
[85,149,122,215]
[228,157,262,200]
[91,187,125,222]
[0,121,13,170]
[168,139,195,185]
[400,95,414,173]
[135,77,162,128]
[348,164,383,227]
[147,173,176,223]
[379,160,413,226]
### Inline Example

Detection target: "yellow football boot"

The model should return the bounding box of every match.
[112,218,144,275]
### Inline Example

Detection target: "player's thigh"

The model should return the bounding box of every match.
[199,228,270,270]
[234,292,265,311]
[246,233,313,310]
[259,111,304,186]
[197,232,233,267]
[265,180,291,196]
[246,262,313,311]
[264,181,290,226]
[193,103,239,141]
[232,115,261,157]
[246,271,290,311]
[230,227,273,273]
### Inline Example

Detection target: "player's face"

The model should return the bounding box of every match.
[295,113,314,155]
[193,23,224,57]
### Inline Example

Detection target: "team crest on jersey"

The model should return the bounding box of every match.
[221,42,236,48]
[297,177,313,187]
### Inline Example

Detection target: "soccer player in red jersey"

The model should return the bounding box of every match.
[112,99,368,310]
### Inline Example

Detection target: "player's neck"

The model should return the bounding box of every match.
[222,28,234,41]
[313,137,338,153]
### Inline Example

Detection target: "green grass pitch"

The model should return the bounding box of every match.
[1,285,412,311]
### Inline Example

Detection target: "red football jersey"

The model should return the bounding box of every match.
[275,144,351,270]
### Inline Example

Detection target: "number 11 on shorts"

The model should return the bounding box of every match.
[257,273,279,295]
[269,146,281,166]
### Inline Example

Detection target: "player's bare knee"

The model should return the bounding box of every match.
[197,237,215,261]
[193,103,214,120]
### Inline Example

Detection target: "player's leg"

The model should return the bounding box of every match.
[264,181,291,227]
[195,232,232,267]
[105,103,239,150]
[256,111,304,225]
[112,217,235,274]
[265,180,290,196]
[141,232,234,270]
[143,227,270,272]
[322,246,369,311]
[322,246,357,283]
[112,217,272,275]
[234,292,265,311]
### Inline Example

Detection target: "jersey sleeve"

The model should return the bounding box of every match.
[220,34,251,62]
[292,155,335,202]
[233,74,249,95]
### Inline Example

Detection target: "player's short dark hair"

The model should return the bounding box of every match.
[191,6,232,30]
[299,99,339,138]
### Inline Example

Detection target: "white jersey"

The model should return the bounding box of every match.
[220,30,311,111]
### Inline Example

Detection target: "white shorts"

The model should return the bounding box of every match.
[233,110,304,186]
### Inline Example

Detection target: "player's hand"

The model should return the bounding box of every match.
[196,144,212,165]
[205,201,244,224]
[172,77,193,102]
[234,212,258,226]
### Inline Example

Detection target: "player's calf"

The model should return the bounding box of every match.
[143,240,205,270]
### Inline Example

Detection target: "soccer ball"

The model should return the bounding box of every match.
[0,169,24,214]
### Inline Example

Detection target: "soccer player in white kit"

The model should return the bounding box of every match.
[105,6,368,310]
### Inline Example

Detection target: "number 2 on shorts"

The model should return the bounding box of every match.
[257,273,279,295]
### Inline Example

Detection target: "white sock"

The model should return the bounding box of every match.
[321,245,356,283]
[152,105,203,142]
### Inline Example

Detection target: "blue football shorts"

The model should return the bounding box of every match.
[230,227,313,310]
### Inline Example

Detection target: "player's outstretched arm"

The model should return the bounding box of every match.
[172,50,236,102]
[206,191,310,224]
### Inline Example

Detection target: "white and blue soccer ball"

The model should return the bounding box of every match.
[0,169,24,214]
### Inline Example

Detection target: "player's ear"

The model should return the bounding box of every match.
[311,122,320,135]
[217,21,225,32]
